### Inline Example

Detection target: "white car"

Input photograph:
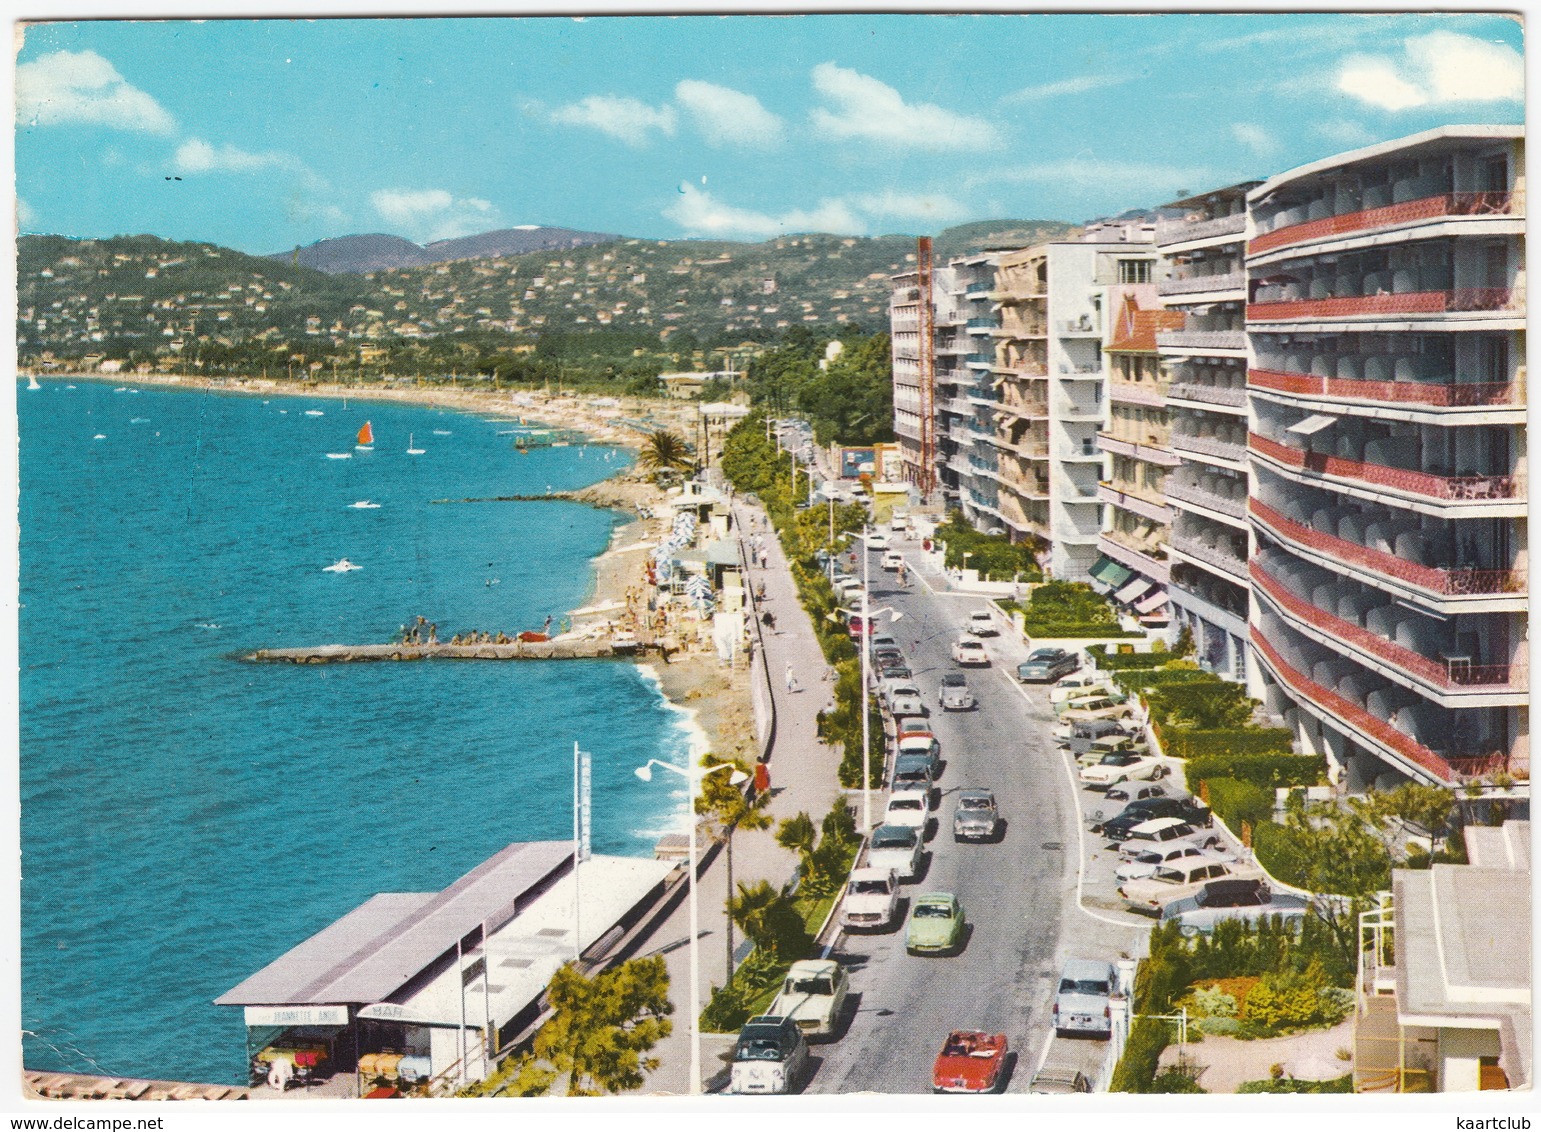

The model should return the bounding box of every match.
[866,822,925,881]
[951,638,990,666]
[881,551,904,570]
[842,867,901,929]
[1115,845,1233,885]
[1049,674,1117,705]
[1117,817,1224,859]
[966,609,998,637]
[882,680,924,710]
[883,792,931,833]
[769,960,850,1039]
[864,532,891,550]
[1079,752,1169,790]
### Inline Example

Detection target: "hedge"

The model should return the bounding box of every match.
[1087,645,1170,670]
[1205,777,1274,831]
[1109,1018,1170,1093]
[1146,681,1255,730]
[1024,621,1146,639]
[1166,728,1296,762]
[1111,668,1223,694]
[1184,752,1324,792]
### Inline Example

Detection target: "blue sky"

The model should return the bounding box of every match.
[14,12,1524,254]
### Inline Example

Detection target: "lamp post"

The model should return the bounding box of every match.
[839,528,904,833]
[634,757,750,1095]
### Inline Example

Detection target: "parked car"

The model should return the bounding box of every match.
[846,614,876,639]
[1115,845,1231,885]
[931,1031,1009,1093]
[864,532,891,550]
[1101,796,1212,840]
[890,509,910,531]
[1079,752,1169,791]
[967,609,998,637]
[889,689,927,719]
[884,792,930,833]
[882,551,904,570]
[1058,716,1133,755]
[1160,878,1310,935]
[939,672,976,711]
[1055,689,1131,719]
[729,1016,809,1095]
[1087,782,1167,824]
[841,866,901,930]
[906,892,966,955]
[883,680,924,711]
[1117,816,1223,858]
[1046,670,1109,702]
[1058,696,1134,726]
[1028,1065,1092,1094]
[873,645,904,668]
[1119,859,1256,916]
[952,790,1000,842]
[1053,958,1115,1039]
[866,822,925,882]
[951,638,990,666]
[895,729,941,767]
[878,659,913,685]
[870,633,899,653]
[769,960,849,1040]
[891,753,935,797]
[1074,734,1151,767]
[1017,647,1080,683]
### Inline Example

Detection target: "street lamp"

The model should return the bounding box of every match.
[839,527,905,833]
[634,757,750,1095]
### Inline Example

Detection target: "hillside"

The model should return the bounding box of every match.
[275,225,619,274]
[18,218,1077,370]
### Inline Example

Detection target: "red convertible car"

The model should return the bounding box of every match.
[931,1030,1010,1093]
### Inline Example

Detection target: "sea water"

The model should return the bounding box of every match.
[18,380,692,1085]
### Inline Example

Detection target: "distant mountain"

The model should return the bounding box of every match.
[933,219,1081,258]
[272,226,618,274]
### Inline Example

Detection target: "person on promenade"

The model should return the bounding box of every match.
[785,663,799,693]
[759,547,770,569]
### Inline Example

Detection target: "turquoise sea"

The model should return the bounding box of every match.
[18,380,692,1085]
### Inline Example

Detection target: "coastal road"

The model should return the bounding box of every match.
[805,540,1142,1094]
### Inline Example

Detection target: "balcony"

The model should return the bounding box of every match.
[993,320,1046,338]
[1108,381,1167,408]
[1058,362,1103,378]
[1249,191,1520,256]
[1249,288,1516,323]
[996,436,1050,461]
[1156,211,1247,247]
[1167,381,1246,409]
[1097,433,1181,467]
[1249,629,1461,784]
[995,398,1050,421]
[1163,476,1247,522]
[1157,270,1245,298]
[1251,559,1525,694]
[994,362,1049,378]
[1249,498,1526,598]
[1248,367,1520,410]
[1059,445,1104,462]
[1249,432,1524,503]
[1156,329,1246,351]
[1057,317,1100,336]
[1098,532,1171,584]
[1170,431,1247,465]
[1099,483,1172,524]
[1169,531,1248,583]
[1057,400,1104,421]
[1001,476,1050,500]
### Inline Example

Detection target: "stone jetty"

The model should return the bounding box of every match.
[244,636,655,664]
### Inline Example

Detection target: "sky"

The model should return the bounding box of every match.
[12,10,1526,255]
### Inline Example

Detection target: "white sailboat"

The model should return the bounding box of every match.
[27,375,40,390]
[406,433,425,455]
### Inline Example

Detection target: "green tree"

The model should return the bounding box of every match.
[533,957,673,1096]
[637,429,696,479]
[695,754,773,988]
[728,880,810,960]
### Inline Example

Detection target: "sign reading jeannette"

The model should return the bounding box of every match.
[243,1005,349,1027]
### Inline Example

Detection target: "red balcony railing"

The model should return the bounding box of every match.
[1249,433,1523,502]
[1248,367,1519,409]
[1249,629,1459,782]
[1248,499,1526,597]
[1250,560,1524,691]
[1249,191,1520,256]
[1249,288,1515,322]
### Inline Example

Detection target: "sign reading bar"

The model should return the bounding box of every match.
[244,1005,348,1028]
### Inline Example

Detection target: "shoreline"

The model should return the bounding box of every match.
[27,370,759,809]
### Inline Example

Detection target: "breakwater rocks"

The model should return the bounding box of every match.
[246,638,635,664]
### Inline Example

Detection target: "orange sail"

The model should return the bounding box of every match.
[357,421,374,445]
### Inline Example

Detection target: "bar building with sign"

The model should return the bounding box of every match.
[216,840,676,1097]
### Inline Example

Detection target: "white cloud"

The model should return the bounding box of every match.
[1002,73,1129,103]
[548,95,676,146]
[974,159,1215,193]
[665,184,862,239]
[1334,31,1522,110]
[1231,123,1279,158]
[17,197,36,228]
[852,190,967,225]
[809,62,998,150]
[370,188,499,243]
[16,49,176,133]
[675,80,785,148]
[173,138,293,174]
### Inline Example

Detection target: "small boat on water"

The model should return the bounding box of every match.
[323,558,362,573]
[305,409,325,417]
[325,452,353,460]
[349,501,381,509]
[131,417,149,424]
[93,434,106,440]
[433,429,452,436]
[27,375,40,390]
[406,433,425,455]
[356,421,374,451]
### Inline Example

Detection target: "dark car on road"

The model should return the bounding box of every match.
[1016,647,1080,683]
[1099,795,1212,840]
[1160,878,1310,936]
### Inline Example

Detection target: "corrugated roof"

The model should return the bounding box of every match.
[216,840,572,1007]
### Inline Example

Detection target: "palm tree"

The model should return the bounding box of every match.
[638,429,695,479]
[696,754,773,986]
[728,880,783,955]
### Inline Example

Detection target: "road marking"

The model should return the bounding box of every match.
[992,665,1142,930]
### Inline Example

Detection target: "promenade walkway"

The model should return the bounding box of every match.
[635,499,844,1095]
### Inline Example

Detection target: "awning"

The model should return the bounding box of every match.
[1115,577,1151,603]
[1135,588,1169,613]
[1089,555,1134,590]
[1286,413,1339,437]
